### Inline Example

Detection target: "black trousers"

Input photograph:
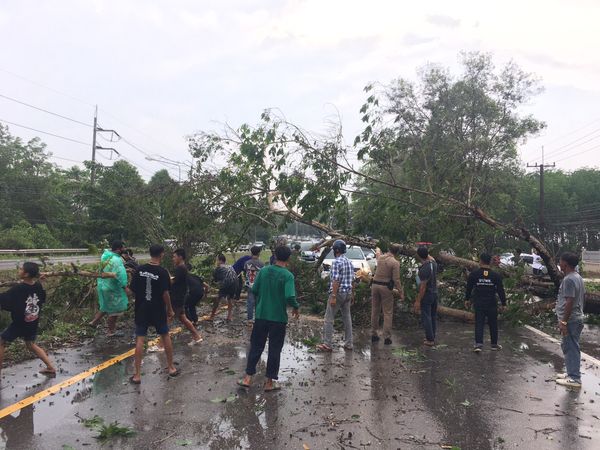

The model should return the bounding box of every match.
[234,274,243,300]
[245,319,286,380]
[475,302,498,346]
[184,291,203,323]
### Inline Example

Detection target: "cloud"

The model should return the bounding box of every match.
[427,14,461,28]
[403,33,438,46]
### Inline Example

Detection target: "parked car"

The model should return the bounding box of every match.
[320,246,372,279]
[519,253,548,276]
[499,252,516,268]
[298,241,319,262]
[253,241,265,250]
[361,247,377,271]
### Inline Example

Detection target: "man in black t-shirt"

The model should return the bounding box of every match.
[185,265,209,325]
[465,253,507,352]
[171,249,202,345]
[129,244,179,383]
[0,262,55,377]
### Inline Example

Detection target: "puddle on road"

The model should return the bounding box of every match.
[1,317,600,449]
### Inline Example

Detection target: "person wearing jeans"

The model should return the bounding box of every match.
[465,253,507,352]
[244,246,264,324]
[240,245,299,392]
[323,291,353,349]
[317,240,355,352]
[555,252,586,389]
[413,246,439,346]
[420,292,438,343]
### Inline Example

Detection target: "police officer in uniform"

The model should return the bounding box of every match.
[465,253,507,352]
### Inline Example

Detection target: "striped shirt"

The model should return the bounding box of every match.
[329,255,354,293]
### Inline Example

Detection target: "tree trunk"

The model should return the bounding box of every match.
[0,271,116,288]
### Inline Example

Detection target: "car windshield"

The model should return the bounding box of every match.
[325,247,364,260]
[300,242,315,251]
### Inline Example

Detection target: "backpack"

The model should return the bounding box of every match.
[188,273,205,298]
[222,265,238,288]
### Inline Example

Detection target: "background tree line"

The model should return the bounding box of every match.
[1,52,599,260]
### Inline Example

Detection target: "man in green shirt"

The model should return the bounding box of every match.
[239,246,299,391]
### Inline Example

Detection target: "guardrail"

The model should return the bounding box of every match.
[0,248,89,256]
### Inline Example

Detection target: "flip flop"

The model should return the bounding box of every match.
[39,368,56,377]
[129,375,141,385]
[187,338,203,347]
[168,369,180,378]
[316,343,333,352]
[237,379,251,388]
[264,383,281,392]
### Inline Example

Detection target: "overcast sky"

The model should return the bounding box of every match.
[1,0,599,180]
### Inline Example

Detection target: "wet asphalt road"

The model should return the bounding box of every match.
[0,308,599,450]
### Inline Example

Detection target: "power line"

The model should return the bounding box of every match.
[0,93,92,127]
[1,68,187,173]
[542,116,600,146]
[0,67,95,107]
[0,118,90,146]
[554,143,600,164]
[536,130,600,163]
[48,155,86,165]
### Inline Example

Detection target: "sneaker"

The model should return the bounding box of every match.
[491,344,502,351]
[384,338,392,345]
[473,346,483,353]
[371,335,380,343]
[556,378,582,389]
[555,373,569,380]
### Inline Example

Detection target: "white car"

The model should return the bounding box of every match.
[520,253,548,276]
[320,246,373,279]
[499,252,515,268]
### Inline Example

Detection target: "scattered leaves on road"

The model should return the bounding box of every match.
[94,421,136,441]
[210,394,237,403]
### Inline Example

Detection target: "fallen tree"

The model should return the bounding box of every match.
[0,270,116,289]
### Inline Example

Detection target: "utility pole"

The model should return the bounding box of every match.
[527,147,556,236]
[91,105,98,184]
[90,106,120,185]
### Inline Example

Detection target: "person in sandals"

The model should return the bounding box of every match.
[239,245,299,392]
[0,262,56,377]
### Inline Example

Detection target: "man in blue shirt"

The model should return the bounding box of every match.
[317,240,355,352]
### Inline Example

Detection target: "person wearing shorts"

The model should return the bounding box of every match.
[0,262,55,377]
[129,244,179,383]
[210,254,238,322]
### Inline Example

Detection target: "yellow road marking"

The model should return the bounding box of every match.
[0,308,227,420]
